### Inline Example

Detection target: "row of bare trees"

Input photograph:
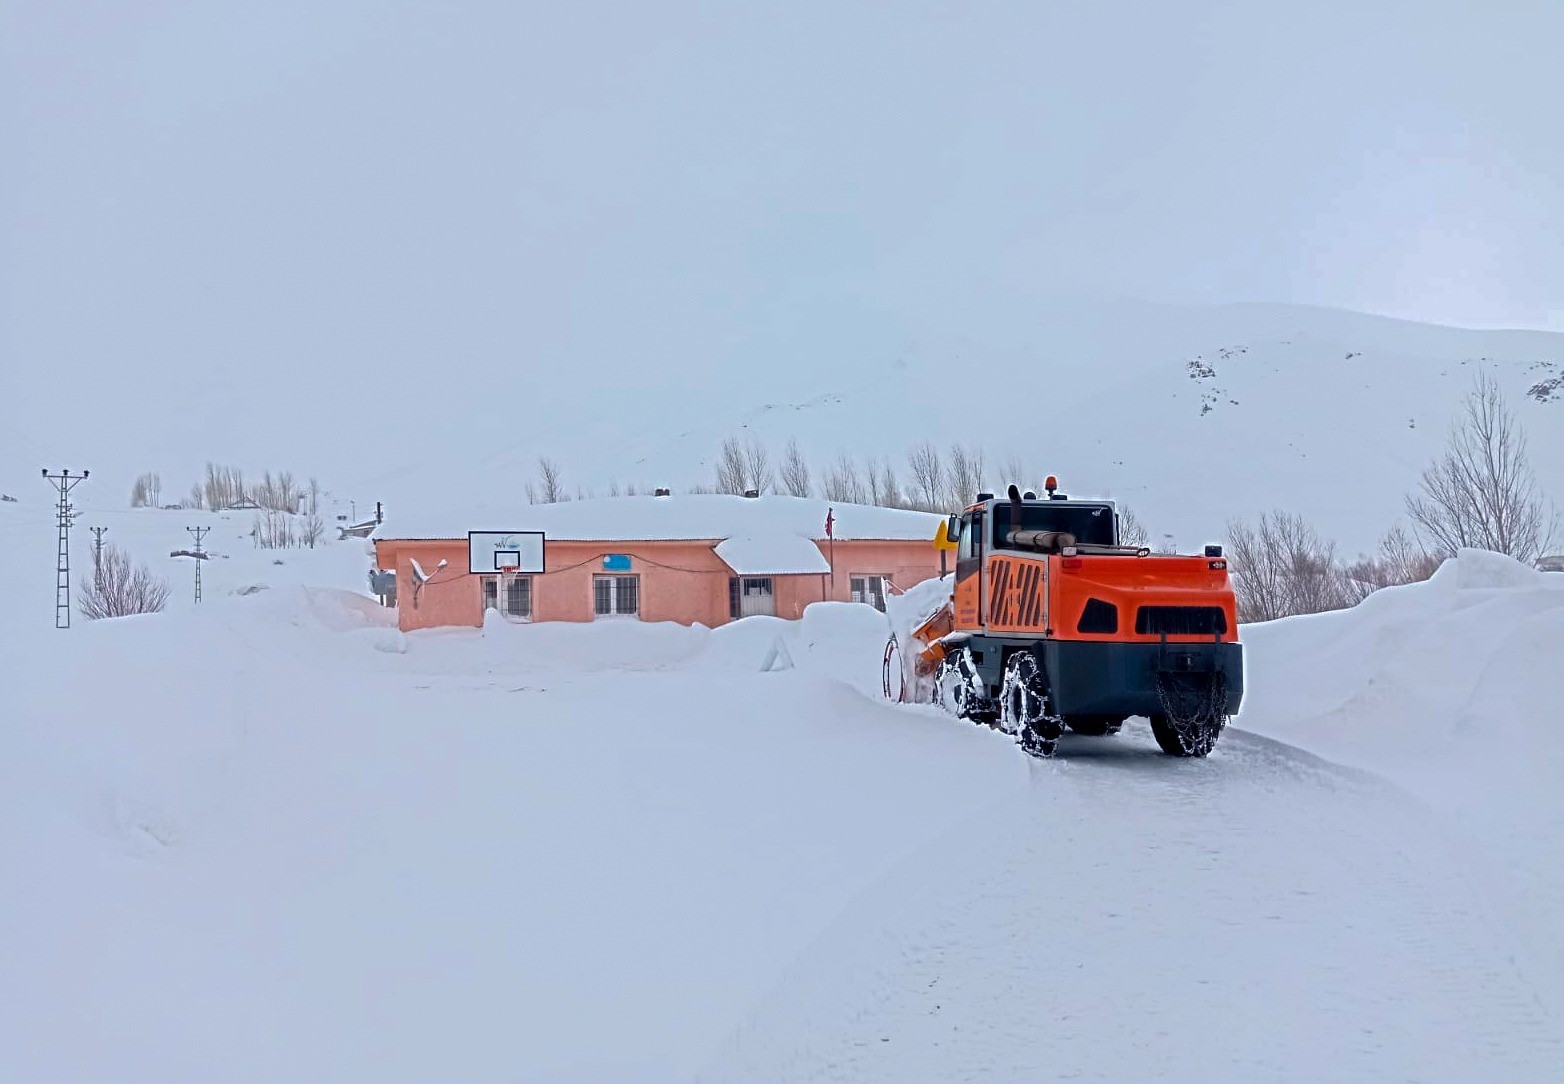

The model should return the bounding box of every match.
[1229,374,1555,622]
[130,463,326,514]
[129,472,162,508]
[705,435,1026,514]
[254,509,326,549]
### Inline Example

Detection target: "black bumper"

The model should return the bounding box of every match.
[1042,639,1244,718]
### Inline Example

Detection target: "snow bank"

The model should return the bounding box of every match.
[1240,548,1564,1009]
[0,553,1017,1082]
[1241,549,1564,780]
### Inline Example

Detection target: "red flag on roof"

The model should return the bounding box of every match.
[824,507,834,538]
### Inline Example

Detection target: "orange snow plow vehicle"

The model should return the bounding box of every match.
[893,479,1243,758]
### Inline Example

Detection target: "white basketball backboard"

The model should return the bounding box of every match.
[468,531,545,574]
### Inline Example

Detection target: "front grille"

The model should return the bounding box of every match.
[1135,605,1227,636]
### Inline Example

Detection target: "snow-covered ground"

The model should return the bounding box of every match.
[2,494,1560,1080]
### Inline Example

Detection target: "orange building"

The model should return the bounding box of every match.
[372,494,948,632]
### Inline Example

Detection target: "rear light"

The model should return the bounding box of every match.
[1209,559,1227,570]
[1061,557,1083,570]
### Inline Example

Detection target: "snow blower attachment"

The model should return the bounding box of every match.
[888,482,1243,758]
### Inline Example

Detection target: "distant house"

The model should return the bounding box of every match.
[224,496,262,511]
[371,494,947,632]
[1538,555,1564,573]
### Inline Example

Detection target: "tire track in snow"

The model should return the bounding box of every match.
[699,725,1561,1082]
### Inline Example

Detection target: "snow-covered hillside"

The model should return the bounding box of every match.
[358,300,1563,556]
[0,495,372,629]
[4,302,1558,560]
[2,525,1560,1080]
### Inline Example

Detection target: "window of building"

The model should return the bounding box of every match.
[728,576,776,619]
[850,575,890,612]
[482,575,533,620]
[593,574,640,618]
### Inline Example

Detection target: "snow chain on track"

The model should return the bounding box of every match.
[1154,670,1229,756]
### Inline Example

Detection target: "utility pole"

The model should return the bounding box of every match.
[89,526,109,586]
[187,525,210,603]
[42,469,89,628]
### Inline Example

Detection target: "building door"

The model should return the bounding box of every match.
[729,576,776,619]
[593,574,640,619]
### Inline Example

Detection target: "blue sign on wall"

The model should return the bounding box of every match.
[603,554,632,571]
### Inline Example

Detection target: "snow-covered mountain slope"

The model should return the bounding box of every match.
[350,300,1560,556]
[3,301,1558,558]
[2,540,1559,1081]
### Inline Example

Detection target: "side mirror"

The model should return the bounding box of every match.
[933,515,959,552]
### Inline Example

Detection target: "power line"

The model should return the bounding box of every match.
[41,469,89,628]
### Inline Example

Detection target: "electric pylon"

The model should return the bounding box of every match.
[90,526,108,586]
[187,525,210,603]
[42,469,89,628]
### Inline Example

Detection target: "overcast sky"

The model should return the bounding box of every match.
[2,1,1560,493]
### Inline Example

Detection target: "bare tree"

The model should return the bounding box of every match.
[257,470,277,510]
[715,437,748,495]
[822,452,867,503]
[780,438,811,497]
[307,476,322,515]
[907,441,944,512]
[1118,506,1151,549]
[743,438,774,494]
[301,514,325,548]
[254,511,299,549]
[537,457,566,504]
[1340,525,1443,602]
[185,482,205,510]
[1226,511,1352,622]
[77,544,170,619]
[130,471,163,507]
[879,462,905,509]
[1407,373,1557,563]
[999,451,1032,494]
[203,462,247,511]
[275,470,298,512]
[945,443,986,509]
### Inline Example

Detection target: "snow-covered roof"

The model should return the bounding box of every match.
[376,494,944,543]
[715,535,831,576]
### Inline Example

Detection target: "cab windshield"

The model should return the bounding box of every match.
[992,503,1116,547]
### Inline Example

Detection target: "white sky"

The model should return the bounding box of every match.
[2,1,1561,496]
